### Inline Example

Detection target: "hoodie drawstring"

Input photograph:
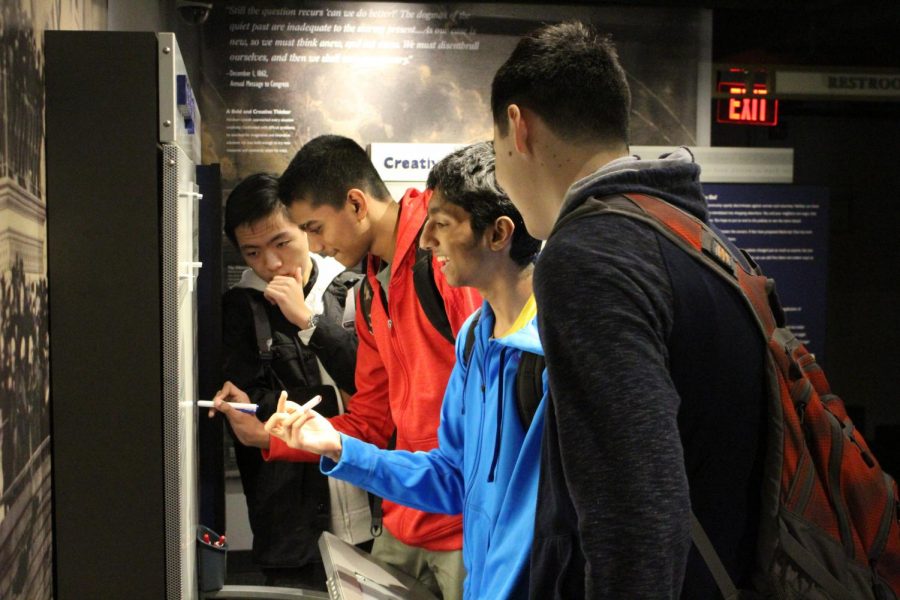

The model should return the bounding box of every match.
[487,346,508,483]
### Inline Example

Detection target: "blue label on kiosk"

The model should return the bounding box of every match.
[176,74,197,134]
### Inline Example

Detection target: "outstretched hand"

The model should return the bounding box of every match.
[262,390,302,440]
[265,393,343,462]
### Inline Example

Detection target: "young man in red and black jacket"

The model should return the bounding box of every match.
[215,135,481,599]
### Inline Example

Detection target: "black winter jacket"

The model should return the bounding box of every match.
[530,148,767,599]
[222,258,360,568]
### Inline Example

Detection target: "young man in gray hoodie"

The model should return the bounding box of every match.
[491,22,768,599]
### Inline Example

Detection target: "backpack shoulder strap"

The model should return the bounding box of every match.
[331,269,364,296]
[245,291,273,362]
[690,510,741,600]
[462,306,543,430]
[557,193,778,341]
[515,351,545,430]
[462,308,483,365]
[358,226,455,345]
[624,192,778,339]
[356,275,376,336]
[412,223,455,344]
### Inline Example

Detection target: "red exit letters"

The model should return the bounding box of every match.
[717,87,779,126]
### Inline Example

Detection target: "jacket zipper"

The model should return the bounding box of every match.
[487,347,508,483]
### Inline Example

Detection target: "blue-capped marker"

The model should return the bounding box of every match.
[198,400,258,414]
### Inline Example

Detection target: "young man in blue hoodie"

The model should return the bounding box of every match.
[265,141,545,599]
[491,22,768,600]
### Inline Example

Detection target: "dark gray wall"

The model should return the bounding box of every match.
[712,101,900,473]
[107,0,203,93]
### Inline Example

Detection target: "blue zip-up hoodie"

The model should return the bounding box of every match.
[321,299,546,599]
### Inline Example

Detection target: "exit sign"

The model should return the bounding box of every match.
[716,82,779,126]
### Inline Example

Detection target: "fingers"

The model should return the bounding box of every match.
[211,382,239,418]
[263,282,293,309]
[280,406,313,429]
[264,394,317,445]
[264,277,291,302]
[264,412,282,436]
[262,288,281,306]
[263,285,281,301]
[221,406,268,449]
[264,278,312,328]
[266,276,304,299]
[213,382,232,403]
[265,391,289,440]
[287,410,317,439]
[276,395,320,428]
[210,396,231,419]
[266,276,298,292]
[270,274,301,286]
[265,414,297,442]
[280,396,322,447]
[269,402,310,438]
[214,381,249,404]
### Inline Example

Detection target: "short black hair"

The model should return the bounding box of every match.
[427,142,540,267]
[223,172,288,248]
[491,22,631,146]
[278,135,391,209]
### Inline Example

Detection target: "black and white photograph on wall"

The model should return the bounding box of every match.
[198,1,710,189]
[0,1,106,598]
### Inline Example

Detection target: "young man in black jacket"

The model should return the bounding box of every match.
[220,173,371,589]
[491,23,768,599]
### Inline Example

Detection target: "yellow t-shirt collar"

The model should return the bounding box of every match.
[500,294,537,338]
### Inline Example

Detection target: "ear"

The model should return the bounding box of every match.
[488,216,515,252]
[508,104,531,156]
[346,189,368,221]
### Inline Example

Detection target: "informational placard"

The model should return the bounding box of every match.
[705,184,830,362]
[368,142,460,198]
[199,1,711,188]
[370,142,461,181]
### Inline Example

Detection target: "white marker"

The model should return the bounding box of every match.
[297,394,322,413]
[198,400,258,414]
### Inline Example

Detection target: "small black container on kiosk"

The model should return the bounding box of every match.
[197,525,227,592]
